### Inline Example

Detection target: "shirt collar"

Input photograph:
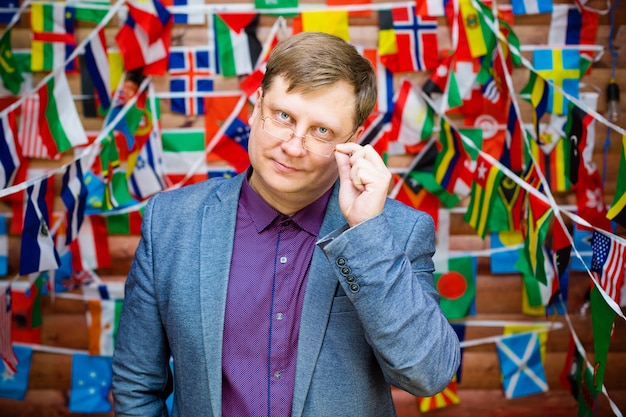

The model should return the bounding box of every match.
[241,171,332,236]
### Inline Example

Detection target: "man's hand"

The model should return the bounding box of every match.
[334,143,391,227]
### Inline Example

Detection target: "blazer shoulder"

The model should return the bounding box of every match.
[149,175,243,211]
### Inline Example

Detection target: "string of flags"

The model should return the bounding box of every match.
[0,0,625,414]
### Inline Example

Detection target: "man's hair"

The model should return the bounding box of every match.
[261,32,378,129]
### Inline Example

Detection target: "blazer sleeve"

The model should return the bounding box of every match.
[112,195,172,417]
[317,204,461,397]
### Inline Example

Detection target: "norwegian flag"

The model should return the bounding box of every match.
[379,5,439,72]
[1,284,18,376]
[168,47,214,115]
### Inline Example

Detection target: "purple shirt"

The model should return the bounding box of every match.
[222,177,332,417]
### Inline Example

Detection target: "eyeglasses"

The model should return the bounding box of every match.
[260,111,355,158]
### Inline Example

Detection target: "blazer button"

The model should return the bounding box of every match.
[336,257,347,267]
[346,275,356,283]
[349,283,360,293]
[340,266,351,276]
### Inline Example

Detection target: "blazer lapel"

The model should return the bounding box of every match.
[198,176,244,416]
[291,183,345,417]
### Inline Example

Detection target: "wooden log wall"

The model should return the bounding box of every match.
[1,0,625,416]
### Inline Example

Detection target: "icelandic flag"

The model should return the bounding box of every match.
[168,47,214,115]
[19,179,61,276]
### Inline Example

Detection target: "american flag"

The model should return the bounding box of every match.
[18,94,51,159]
[591,231,626,304]
[1,285,18,376]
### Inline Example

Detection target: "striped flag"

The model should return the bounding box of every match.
[61,160,88,245]
[30,3,76,44]
[416,0,444,16]
[519,191,553,293]
[0,215,7,275]
[19,178,61,276]
[434,119,472,199]
[162,128,210,185]
[464,154,504,238]
[0,285,17,376]
[607,135,626,228]
[129,127,167,200]
[590,231,626,304]
[18,94,50,158]
[511,0,553,15]
[389,79,434,146]
[417,377,460,411]
[0,108,21,189]
[37,70,88,157]
[520,70,550,137]
[70,215,111,271]
[301,10,350,41]
[84,28,112,112]
[81,285,124,357]
[163,0,206,25]
[214,13,262,77]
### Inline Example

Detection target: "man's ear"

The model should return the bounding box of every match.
[350,125,366,143]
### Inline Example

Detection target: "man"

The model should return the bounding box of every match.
[112,31,460,417]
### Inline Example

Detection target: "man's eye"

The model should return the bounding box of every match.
[278,112,290,122]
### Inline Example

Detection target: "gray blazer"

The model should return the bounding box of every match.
[112,174,460,417]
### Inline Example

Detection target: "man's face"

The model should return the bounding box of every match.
[247,76,361,214]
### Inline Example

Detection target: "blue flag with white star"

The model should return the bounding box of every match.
[68,354,112,413]
[0,345,33,400]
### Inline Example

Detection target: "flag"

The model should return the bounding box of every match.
[502,101,525,172]
[99,135,137,211]
[238,23,279,101]
[520,70,550,137]
[434,119,472,200]
[10,285,43,344]
[0,108,20,189]
[607,135,626,227]
[464,154,504,238]
[378,6,439,72]
[549,219,572,312]
[0,285,17,376]
[490,230,523,274]
[30,3,76,44]
[434,256,476,319]
[416,0,444,16]
[106,210,143,235]
[162,128,210,185]
[0,0,18,23]
[564,101,594,186]
[69,0,108,23]
[389,79,434,146]
[208,114,250,173]
[61,160,88,245]
[576,165,612,232]
[590,285,616,394]
[548,4,599,68]
[19,179,61,276]
[84,297,123,356]
[254,0,298,10]
[511,0,553,15]
[533,48,580,115]
[0,344,32,400]
[84,27,112,112]
[128,127,167,200]
[70,215,111,271]
[0,215,7,275]
[489,174,525,233]
[0,29,24,95]
[301,10,350,40]
[115,0,173,75]
[204,94,250,171]
[590,231,625,305]
[495,332,548,398]
[214,13,262,77]
[168,47,214,115]
[68,354,113,413]
[37,70,88,157]
[326,0,372,17]
[416,377,460,412]
[164,0,206,24]
[456,0,492,58]
[560,337,597,415]
[517,191,553,288]
[17,94,49,158]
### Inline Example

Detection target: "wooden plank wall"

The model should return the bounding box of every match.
[1,0,625,416]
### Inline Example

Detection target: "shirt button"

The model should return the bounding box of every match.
[280,256,287,264]
[274,371,281,379]
[276,313,284,320]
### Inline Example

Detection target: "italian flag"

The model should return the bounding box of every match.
[37,71,87,157]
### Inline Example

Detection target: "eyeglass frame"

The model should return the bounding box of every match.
[258,100,357,158]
